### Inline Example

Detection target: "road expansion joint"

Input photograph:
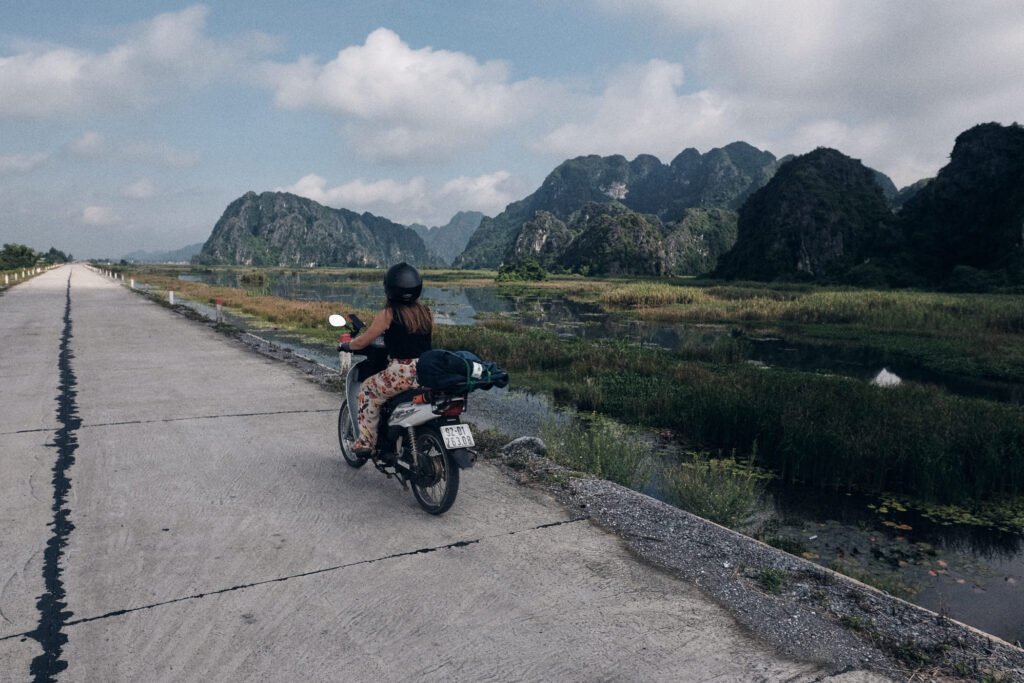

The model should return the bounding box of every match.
[76,408,336,430]
[0,517,587,643]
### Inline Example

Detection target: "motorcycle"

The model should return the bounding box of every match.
[329,313,477,515]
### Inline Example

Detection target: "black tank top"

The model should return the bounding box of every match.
[384,306,432,360]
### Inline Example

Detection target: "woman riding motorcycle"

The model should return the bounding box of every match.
[343,262,433,456]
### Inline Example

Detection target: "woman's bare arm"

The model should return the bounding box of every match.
[349,307,391,351]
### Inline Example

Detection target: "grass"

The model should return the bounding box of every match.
[585,281,1024,335]
[541,415,653,490]
[549,278,1024,383]
[662,453,768,528]
[436,320,1024,505]
[757,568,786,594]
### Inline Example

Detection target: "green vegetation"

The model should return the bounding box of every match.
[1,243,70,270]
[563,281,1024,383]
[871,495,1024,534]
[541,415,653,490]
[497,258,547,282]
[434,320,1024,505]
[757,568,786,594]
[662,453,768,528]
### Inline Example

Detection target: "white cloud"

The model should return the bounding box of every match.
[121,141,200,168]
[123,178,156,199]
[539,59,728,161]
[68,131,106,158]
[439,171,517,216]
[65,132,199,168]
[0,5,275,119]
[279,170,519,226]
[82,205,117,225]
[263,28,551,161]
[0,152,48,173]
[588,0,1024,185]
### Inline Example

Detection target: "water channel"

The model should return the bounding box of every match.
[171,269,1023,644]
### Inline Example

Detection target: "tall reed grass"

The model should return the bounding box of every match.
[662,453,767,528]
[541,416,653,490]
[595,282,1024,335]
[438,321,1024,505]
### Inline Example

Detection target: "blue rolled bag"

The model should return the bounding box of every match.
[416,349,509,392]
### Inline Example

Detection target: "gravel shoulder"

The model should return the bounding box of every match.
[164,295,1024,682]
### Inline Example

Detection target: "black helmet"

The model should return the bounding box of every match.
[384,262,422,303]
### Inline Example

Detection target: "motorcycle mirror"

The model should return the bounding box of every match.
[328,314,347,328]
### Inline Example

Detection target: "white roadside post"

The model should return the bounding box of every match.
[169,290,175,305]
[130,278,135,289]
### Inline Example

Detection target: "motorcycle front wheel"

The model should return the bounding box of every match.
[411,427,460,515]
[337,400,366,468]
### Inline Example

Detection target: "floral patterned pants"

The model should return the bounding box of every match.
[354,359,419,450]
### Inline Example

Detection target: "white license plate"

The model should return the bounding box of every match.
[441,424,475,449]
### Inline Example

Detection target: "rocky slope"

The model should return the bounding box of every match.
[511,203,737,277]
[454,142,781,270]
[714,148,895,281]
[714,122,1024,287]
[898,122,1024,285]
[195,192,439,268]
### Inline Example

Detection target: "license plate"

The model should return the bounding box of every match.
[440,424,475,449]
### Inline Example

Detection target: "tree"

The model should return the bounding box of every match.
[42,247,71,263]
[0,244,39,270]
[496,257,547,282]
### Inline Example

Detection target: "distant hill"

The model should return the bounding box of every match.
[454,142,781,270]
[511,203,737,277]
[123,242,204,263]
[195,191,440,268]
[897,122,1024,286]
[713,148,895,281]
[409,211,484,266]
[712,122,1024,288]
[892,178,933,211]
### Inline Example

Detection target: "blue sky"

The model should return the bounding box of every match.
[2,1,1022,258]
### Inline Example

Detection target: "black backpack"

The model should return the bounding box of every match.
[417,349,509,392]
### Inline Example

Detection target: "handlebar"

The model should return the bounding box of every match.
[337,336,385,352]
[348,313,366,333]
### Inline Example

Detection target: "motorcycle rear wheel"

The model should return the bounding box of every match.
[411,427,460,515]
[337,400,367,468]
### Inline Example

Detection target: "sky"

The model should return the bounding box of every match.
[1,1,1022,259]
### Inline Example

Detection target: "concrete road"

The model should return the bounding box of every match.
[1,265,868,682]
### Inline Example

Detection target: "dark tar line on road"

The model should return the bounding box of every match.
[25,274,78,682]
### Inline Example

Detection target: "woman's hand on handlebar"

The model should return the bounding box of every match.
[348,308,392,352]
